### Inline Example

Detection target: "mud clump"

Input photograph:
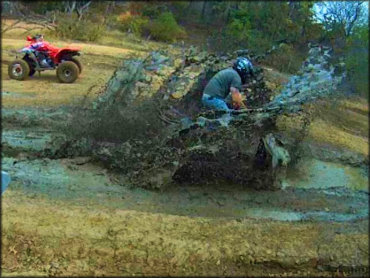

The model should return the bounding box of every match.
[269,43,346,109]
[54,44,345,190]
[62,105,287,190]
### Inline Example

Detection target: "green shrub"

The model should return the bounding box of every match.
[146,12,186,42]
[207,28,271,54]
[117,12,149,36]
[141,3,169,19]
[32,1,64,14]
[246,30,273,54]
[345,26,369,98]
[52,13,104,42]
[226,19,251,42]
[225,9,251,42]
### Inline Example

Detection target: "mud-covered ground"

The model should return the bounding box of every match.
[1,29,369,276]
[2,103,368,277]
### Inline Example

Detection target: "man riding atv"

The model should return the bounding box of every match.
[8,34,82,83]
[24,34,52,68]
[202,57,254,111]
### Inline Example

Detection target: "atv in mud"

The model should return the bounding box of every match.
[8,35,82,83]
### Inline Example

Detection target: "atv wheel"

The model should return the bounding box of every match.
[29,68,36,76]
[56,61,79,83]
[68,58,82,74]
[23,56,36,76]
[8,60,30,80]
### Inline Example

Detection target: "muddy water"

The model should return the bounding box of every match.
[2,135,368,223]
[2,129,53,152]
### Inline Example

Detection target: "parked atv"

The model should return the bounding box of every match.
[8,36,82,83]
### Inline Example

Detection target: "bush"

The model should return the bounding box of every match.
[146,12,186,42]
[117,11,149,36]
[206,30,238,53]
[207,28,271,54]
[345,26,369,98]
[246,30,273,54]
[128,2,169,19]
[52,13,104,42]
[225,8,251,43]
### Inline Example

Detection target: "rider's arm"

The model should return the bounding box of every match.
[30,42,43,50]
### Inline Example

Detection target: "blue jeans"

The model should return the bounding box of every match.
[202,94,230,111]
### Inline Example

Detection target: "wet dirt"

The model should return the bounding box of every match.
[2,155,368,223]
[2,150,369,276]
[1,105,368,224]
[1,47,368,276]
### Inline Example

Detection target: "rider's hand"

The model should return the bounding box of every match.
[231,92,248,110]
[232,102,241,110]
[231,91,243,104]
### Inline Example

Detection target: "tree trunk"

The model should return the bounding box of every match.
[201,1,207,20]
[65,1,76,16]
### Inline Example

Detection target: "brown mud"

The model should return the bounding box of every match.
[1,41,368,276]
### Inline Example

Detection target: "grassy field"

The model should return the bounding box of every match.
[276,97,369,157]
[1,21,167,107]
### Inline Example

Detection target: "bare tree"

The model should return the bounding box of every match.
[63,1,92,20]
[1,1,57,34]
[314,1,366,37]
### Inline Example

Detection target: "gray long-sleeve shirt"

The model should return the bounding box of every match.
[203,68,242,100]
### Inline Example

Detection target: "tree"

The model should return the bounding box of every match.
[345,25,369,97]
[1,1,58,34]
[63,1,92,20]
[314,1,367,37]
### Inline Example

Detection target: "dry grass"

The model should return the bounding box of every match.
[1,190,368,276]
[308,119,368,155]
[1,19,165,51]
[1,19,45,39]
[277,97,369,157]
[1,38,142,107]
[1,19,169,108]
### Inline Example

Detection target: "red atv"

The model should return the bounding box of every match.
[8,35,82,83]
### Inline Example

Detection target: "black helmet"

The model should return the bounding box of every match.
[233,57,254,81]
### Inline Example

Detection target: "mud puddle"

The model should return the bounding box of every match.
[1,91,37,98]
[285,158,368,191]
[2,129,53,153]
[1,107,73,129]
[2,115,368,223]
[2,155,368,223]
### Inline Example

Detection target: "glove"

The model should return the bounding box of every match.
[231,91,243,104]
[231,92,247,110]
